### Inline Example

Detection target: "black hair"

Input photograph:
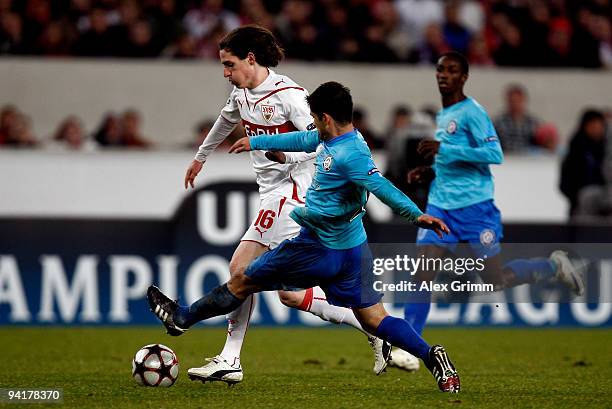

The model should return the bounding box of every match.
[219,25,284,67]
[578,109,605,132]
[306,82,353,125]
[439,51,469,74]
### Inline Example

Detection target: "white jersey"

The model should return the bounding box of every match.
[221,70,315,200]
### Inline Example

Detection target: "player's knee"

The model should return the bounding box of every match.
[354,308,386,334]
[358,315,380,334]
[227,273,251,298]
[277,290,301,308]
[229,258,249,277]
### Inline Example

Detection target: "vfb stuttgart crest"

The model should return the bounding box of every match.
[261,105,275,123]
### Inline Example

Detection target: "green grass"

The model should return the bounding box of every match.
[2,327,611,408]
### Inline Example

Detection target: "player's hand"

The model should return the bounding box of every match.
[415,214,450,239]
[265,151,286,164]
[184,159,203,189]
[407,166,434,184]
[417,140,440,160]
[229,137,252,154]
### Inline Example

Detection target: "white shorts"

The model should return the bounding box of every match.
[241,195,303,249]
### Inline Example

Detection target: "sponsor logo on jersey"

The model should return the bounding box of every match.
[480,229,496,246]
[485,136,498,142]
[368,167,380,176]
[242,120,297,137]
[307,123,316,131]
[323,156,333,171]
[261,105,275,123]
[447,120,457,134]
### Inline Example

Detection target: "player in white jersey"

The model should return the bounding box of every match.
[181,25,390,385]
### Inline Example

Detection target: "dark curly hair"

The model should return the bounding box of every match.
[219,25,284,67]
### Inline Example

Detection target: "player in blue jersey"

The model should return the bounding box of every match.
[388,52,585,372]
[147,81,461,393]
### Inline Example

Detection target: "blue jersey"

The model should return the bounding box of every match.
[250,129,423,249]
[429,97,503,210]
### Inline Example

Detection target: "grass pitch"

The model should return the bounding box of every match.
[2,327,611,408]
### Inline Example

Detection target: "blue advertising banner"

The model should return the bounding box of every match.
[1,182,611,327]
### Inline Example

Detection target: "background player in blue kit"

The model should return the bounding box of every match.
[389,52,585,372]
[147,81,461,393]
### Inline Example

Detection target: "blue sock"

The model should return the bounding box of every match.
[375,315,431,362]
[403,291,432,335]
[505,258,556,285]
[174,284,244,328]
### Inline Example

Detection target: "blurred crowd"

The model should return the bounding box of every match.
[560,109,612,221]
[0,0,610,68]
[0,104,242,151]
[0,105,153,150]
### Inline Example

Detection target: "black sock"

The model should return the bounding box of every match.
[174,284,244,328]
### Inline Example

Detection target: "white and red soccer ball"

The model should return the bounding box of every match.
[132,344,179,387]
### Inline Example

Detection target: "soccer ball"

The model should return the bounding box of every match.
[132,344,179,387]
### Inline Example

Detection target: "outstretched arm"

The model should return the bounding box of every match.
[229,130,320,154]
[185,115,239,189]
[194,115,238,162]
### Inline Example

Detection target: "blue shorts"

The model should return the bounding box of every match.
[245,228,382,308]
[416,199,503,258]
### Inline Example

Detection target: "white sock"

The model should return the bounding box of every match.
[301,287,370,337]
[219,293,255,365]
